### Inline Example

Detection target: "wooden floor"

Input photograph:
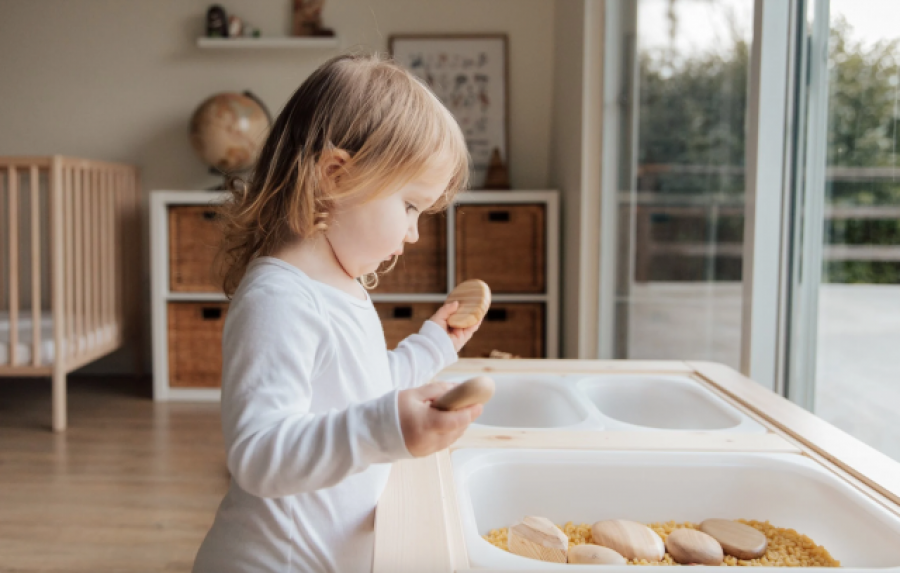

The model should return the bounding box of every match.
[0,376,228,573]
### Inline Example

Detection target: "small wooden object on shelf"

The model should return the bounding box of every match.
[446,279,491,329]
[431,376,495,412]
[488,349,520,359]
[206,4,229,38]
[508,516,569,563]
[482,147,510,190]
[292,0,335,37]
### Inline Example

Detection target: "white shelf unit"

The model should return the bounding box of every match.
[196,37,340,49]
[151,190,560,401]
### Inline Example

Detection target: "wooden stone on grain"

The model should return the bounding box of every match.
[700,519,768,560]
[665,528,724,565]
[446,279,491,329]
[590,519,666,562]
[508,516,569,563]
[568,544,627,564]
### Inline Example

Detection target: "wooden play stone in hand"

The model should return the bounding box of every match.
[591,520,665,562]
[508,516,569,563]
[431,376,495,411]
[700,519,768,560]
[665,528,724,565]
[568,544,627,565]
[446,279,491,328]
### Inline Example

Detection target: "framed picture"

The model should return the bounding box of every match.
[390,34,509,190]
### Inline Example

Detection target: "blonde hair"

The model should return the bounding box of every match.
[217,52,470,297]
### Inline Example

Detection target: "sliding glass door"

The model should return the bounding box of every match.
[605,0,753,370]
[790,0,900,461]
[603,0,900,462]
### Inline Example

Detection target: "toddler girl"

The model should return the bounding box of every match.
[192,53,483,573]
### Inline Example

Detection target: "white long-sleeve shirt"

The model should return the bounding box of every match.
[192,256,458,573]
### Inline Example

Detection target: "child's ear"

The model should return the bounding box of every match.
[317,148,352,191]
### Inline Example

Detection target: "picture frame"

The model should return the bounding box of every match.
[389,34,509,190]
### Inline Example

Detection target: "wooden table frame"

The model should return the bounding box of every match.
[373,359,900,572]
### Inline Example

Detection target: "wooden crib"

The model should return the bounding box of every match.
[0,156,141,431]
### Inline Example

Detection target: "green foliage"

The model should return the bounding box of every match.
[638,17,900,283]
[638,40,749,196]
[827,17,900,174]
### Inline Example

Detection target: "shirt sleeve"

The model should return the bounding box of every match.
[386,319,459,390]
[220,283,413,499]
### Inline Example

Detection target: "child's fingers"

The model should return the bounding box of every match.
[429,403,482,434]
[416,381,455,402]
[432,301,460,321]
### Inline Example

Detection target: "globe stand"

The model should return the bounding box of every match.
[206,167,252,192]
[207,167,230,191]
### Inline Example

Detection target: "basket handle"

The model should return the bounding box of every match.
[201,307,222,320]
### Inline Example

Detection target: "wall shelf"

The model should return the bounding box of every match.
[196,37,340,50]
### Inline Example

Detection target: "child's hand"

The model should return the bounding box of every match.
[428,301,481,353]
[398,382,483,457]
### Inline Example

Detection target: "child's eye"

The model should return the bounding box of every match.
[406,202,419,213]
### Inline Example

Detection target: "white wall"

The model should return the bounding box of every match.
[550,0,603,359]
[550,0,586,359]
[0,0,557,372]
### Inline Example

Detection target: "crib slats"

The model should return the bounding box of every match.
[1,155,140,433]
[84,169,93,345]
[51,157,67,431]
[74,167,83,351]
[97,170,105,335]
[88,169,95,340]
[0,171,5,333]
[8,166,19,367]
[31,165,41,366]
[65,167,75,360]
[93,169,100,338]
[103,171,112,332]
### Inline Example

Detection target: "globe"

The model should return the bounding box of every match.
[189,91,270,174]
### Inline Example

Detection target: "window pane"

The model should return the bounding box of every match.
[615,0,753,368]
[815,0,900,461]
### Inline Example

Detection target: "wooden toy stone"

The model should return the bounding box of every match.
[590,520,666,562]
[431,376,495,412]
[700,519,768,560]
[508,516,569,563]
[446,279,491,329]
[665,528,725,565]
[568,544,628,565]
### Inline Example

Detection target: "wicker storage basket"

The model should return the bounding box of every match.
[376,302,443,349]
[167,302,228,387]
[455,204,545,293]
[459,302,544,358]
[169,205,222,293]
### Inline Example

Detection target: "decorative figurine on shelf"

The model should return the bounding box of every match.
[227,15,243,38]
[482,147,511,190]
[292,0,335,37]
[206,4,229,38]
[489,349,521,359]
